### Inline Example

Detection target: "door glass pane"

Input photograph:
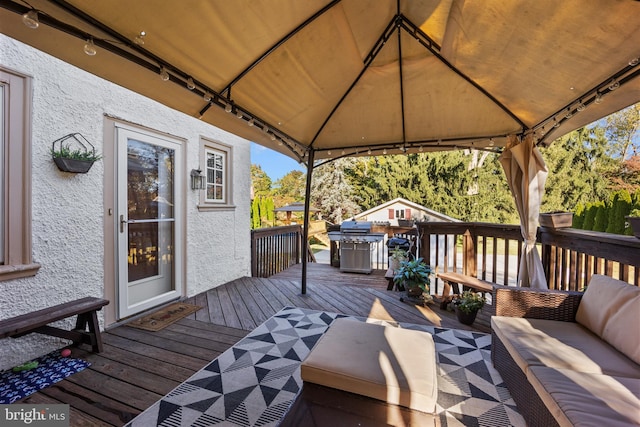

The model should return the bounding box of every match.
[126,139,174,287]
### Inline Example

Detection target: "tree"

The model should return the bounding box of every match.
[606,190,632,234]
[311,158,361,224]
[540,127,612,212]
[258,197,268,223]
[604,103,640,160]
[573,203,586,229]
[593,202,608,232]
[583,202,597,230]
[251,164,272,198]
[345,150,517,223]
[611,154,640,192]
[265,198,275,223]
[273,170,306,206]
[251,197,261,229]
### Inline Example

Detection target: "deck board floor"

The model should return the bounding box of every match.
[19,263,483,426]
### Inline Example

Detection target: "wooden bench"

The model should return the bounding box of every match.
[0,297,109,353]
[384,268,396,290]
[436,271,493,309]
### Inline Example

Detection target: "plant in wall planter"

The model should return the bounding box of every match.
[51,133,102,174]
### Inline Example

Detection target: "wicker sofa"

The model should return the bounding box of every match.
[491,274,640,427]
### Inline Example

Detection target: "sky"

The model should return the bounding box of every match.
[250,142,304,181]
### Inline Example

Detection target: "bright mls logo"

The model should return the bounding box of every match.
[1,405,69,426]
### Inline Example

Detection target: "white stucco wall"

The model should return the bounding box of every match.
[0,35,251,370]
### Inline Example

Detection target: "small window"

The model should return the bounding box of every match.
[205,149,225,202]
[396,209,405,219]
[198,138,234,211]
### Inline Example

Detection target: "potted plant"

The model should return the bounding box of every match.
[388,246,408,271]
[393,258,432,298]
[51,133,102,173]
[625,209,640,239]
[451,291,485,325]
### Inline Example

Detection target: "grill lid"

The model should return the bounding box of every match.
[340,221,372,233]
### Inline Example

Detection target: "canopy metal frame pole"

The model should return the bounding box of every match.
[301,149,315,294]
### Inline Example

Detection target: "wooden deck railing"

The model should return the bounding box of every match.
[251,225,303,278]
[538,227,640,290]
[415,222,640,291]
[252,221,640,288]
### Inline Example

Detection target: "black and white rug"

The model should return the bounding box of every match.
[126,307,524,426]
[0,351,91,404]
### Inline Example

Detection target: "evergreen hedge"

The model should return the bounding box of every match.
[573,189,637,236]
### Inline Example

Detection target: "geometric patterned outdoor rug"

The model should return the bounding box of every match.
[126,306,525,426]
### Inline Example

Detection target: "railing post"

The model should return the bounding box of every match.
[250,230,258,277]
[462,228,477,277]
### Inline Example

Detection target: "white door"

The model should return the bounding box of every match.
[116,126,183,319]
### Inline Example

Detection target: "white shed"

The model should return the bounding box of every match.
[353,198,459,226]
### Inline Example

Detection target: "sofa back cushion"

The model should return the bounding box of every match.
[602,297,640,365]
[576,274,640,364]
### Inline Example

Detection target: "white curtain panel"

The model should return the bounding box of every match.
[499,134,549,289]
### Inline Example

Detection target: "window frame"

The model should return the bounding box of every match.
[197,138,235,211]
[0,66,40,281]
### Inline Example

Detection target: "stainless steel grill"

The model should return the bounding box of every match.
[328,221,385,273]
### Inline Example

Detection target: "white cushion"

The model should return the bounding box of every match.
[301,318,438,413]
[601,295,640,365]
[491,316,640,378]
[528,366,640,427]
[576,274,640,363]
[575,274,638,336]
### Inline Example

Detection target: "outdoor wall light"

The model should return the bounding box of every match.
[190,168,205,190]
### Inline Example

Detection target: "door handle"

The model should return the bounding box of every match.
[120,215,127,233]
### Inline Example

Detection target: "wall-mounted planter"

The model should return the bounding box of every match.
[539,211,573,229]
[626,216,640,239]
[53,157,95,173]
[51,133,101,174]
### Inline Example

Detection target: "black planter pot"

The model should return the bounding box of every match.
[53,157,95,173]
[455,307,478,325]
[626,216,640,239]
[406,285,423,297]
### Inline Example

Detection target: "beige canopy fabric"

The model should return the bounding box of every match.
[499,135,549,289]
[2,1,639,292]
[1,0,639,162]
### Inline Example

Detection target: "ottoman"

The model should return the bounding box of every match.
[301,318,438,414]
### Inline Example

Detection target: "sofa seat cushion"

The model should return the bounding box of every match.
[528,366,640,427]
[301,318,438,413]
[492,316,640,379]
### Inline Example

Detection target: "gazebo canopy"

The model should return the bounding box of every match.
[2,0,639,163]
